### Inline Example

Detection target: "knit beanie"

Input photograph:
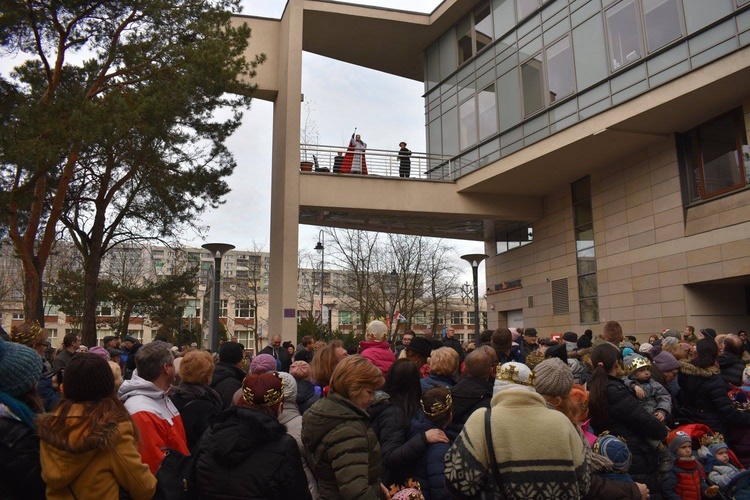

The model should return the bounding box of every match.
[88,346,110,360]
[668,431,692,454]
[239,372,284,411]
[534,358,574,398]
[594,434,632,473]
[639,342,653,354]
[493,362,535,394]
[290,361,312,381]
[545,343,568,364]
[652,350,680,372]
[64,353,116,402]
[0,338,43,397]
[365,320,389,341]
[694,337,719,368]
[278,371,298,403]
[662,336,679,347]
[251,353,278,374]
[662,329,681,340]
[577,336,593,349]
[219,341,244,364]
[708,442,728,457]
[700,328,717,339]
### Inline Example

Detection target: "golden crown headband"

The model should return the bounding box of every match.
[700,433,726,447]
[11,321,44,345]
[625,356,652,375]
[420,391,453,417]
[242,373,285,407]
[496,364,536,386]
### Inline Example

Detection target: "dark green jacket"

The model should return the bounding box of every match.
[302,393,383,499]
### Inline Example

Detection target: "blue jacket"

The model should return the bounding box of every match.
[420,373,455,393]
[408,411,451,500]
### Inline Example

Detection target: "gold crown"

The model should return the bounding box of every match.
[700,432,726,447]
[242,373,285,407]
[420,391,453,417]
[496,363,535,386]
[10,321,44,345]
[625,356,651,375]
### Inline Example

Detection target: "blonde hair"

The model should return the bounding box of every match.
[429,347,459,376]
[329,355,384,400]
[109,361,124,391]
[179,350,216,384]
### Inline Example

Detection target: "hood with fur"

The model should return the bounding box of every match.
[679,360,720,377]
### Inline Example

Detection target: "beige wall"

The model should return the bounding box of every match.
[486,103,750,340]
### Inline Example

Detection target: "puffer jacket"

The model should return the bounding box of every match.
[302,393,384,499]
[296,379,320,414]
[360,341,396,375]
[209,362,246,409]
[677,361,750,433]
[718,352,748,387]
[662,457,708,500]
[408,411,451,500]
[0,405,45,500]
[36,405,156,500]
[168,382,223,452]
[591,376,667,476]
[368,391,428,487]
[195,406,311,499]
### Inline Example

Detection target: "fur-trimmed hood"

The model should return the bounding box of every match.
[679,360,720,377]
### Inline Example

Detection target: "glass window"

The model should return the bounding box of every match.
[643,0,682,52]
[457,16,473,65]
[467,311,476,325]
[459,98,478,150]
[546,37,574,103]
[498,67,523,131]
[478,84,498,140]
[517,0,539,20]
[580,298,600,323]
[219,299,228,317]
[475,1,494,52]
[427,43,441,91]
[521,55,544,116]
[428,118,442,156]
[684,111,749,199]
[493,0,515,40]
[443,107,460,156]
[606,0,643,71]
[451,311,464,324]
[439,30,457,80]
[577,248,597,274]
[235,299,253,318]
[339,311,353,325]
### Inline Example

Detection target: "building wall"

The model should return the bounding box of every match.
[487,102,750,338]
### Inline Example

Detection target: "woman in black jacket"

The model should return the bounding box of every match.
[168,350,223,451]
[677,338,750,433]
[589,343,667,498]
[194,372,311,500]
[367,359,449,488]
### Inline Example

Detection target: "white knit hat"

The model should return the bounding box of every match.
[493,362,536,395]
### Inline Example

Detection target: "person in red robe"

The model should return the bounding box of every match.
[339,132,367,174]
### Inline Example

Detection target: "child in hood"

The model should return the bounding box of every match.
[592,433,634,483]
[663,431,719,500]
[704,439,750,495]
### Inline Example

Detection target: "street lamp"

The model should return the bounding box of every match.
[388,269,397,339]
[461,253,488,346]
[314,230,325,325]
[202,243,235,353]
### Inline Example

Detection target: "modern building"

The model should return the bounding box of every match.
[244,0,750,338]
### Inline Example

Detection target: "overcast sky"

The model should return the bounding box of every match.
[1,0,489,289]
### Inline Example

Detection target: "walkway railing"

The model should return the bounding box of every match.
[300,144,454,181]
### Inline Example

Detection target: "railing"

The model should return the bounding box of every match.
[300,144,454,181]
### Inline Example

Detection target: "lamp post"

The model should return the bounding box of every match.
[202,243,235,353]
[461,253,488,346]
[325,301,337,336]
[314,230,325,325]
[389,269,397,339]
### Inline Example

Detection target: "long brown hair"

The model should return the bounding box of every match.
[42,393,136,445]
[587,343,621,429]
[311,340,344,387]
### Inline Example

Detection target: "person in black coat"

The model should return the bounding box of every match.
[589,343,667,498]
[397,142,412,178]
[718,334,748,387]
[210,342,247,409]
[260,334,291,372]
[367,359,448,488]
[195,372,311,500]
[446,347,494,437]
[678,338,750,434]
[442,328,465,364]
[168,351,224,451]
[0,338,46,500]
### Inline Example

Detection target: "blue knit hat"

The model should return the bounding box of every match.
[0,337,43,397]
[708,442,728,457]
[594,434,632,473]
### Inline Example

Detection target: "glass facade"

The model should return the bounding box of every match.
[572,176,599,324]
[424,0,750,179]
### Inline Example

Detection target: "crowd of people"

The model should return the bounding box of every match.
[2,319,750,499]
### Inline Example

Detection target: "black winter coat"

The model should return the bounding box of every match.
[591,376,667,476]
[446,376,493,437]
[442,338,465,364]
[295,379,320,415]
[195,406,311,500]
[210,362,245,409]
[169,383,223,452]
[368,393,428,487]
[0,416,45,500]
[718,352,748,387]
[678,360,750,434]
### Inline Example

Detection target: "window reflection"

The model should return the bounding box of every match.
[546,37,575,102]
[459,98,478,150]
[606,0,642,71]
[478,84,498,140]
[643,0,682,52]
[522,55,544,116]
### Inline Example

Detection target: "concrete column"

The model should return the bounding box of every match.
[268,0,304,343]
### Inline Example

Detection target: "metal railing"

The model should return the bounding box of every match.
[300,144,454,181]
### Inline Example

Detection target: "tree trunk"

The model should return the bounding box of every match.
[81,251,103,347]
[22,260,45,326]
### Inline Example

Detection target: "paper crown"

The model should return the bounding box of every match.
[10,321,44,345]
[625,356,652,375]
[700,432,726,447]
[420,391,453,417]
[242,372,285,407]
[496,362,536,386]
